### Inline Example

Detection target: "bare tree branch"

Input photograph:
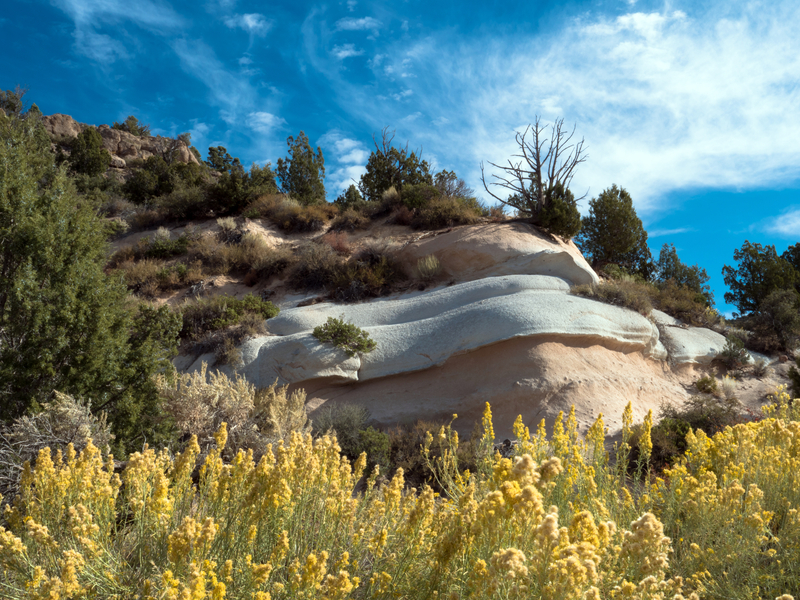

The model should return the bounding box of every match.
[480,117,587,220]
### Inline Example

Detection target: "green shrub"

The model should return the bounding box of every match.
[68,127,111,176]
[180,294,279,341]
[330,208,371,231]
[312,403,370,458]
[716,334,750,371]
[112,115,151,136]
[742,288,800,353]
[310,404,389,473]
[571,280,653,315]
[358,426,391,473]
[694,375,719,395]
[536,182,581,239]
[145,231,191,259]
[288,242,343,290]
[789,356,800,398]
[629,395,746,473]
[401,182,440,210]
[412,196,481,230]
[312,316,377,357]
[327,247,406,302]
[245,194,337,232]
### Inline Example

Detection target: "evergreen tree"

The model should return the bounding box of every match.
[206,146,244,175]
[68,127,111,176]
[0,111,179,453]
[722,241,799,316]
[655,243,714,305]
[359,128,431,202]
[112,115,151,137]
[276,132,326,205]
[576,185,652,277]
[334,184,365,211]
[537,182,582,240]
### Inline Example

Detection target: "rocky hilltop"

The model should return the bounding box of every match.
[41,113,199,169]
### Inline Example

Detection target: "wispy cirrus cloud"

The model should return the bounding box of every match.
[50,0,183,63]
[648,228,692,238]
[224,13,272,35]
[332,43,363,60]
[318,130,370,195]
[762,208,800,237]
[313,1,800,216]
[335,16,381,33]
[172,39,258,124]
[247,111,286,134]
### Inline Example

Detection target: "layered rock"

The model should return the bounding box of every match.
[397,222,600,285]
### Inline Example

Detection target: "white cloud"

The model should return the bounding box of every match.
[224,13,272,35]
[51,0,183,63]
[347,0,357,12]
[762,208,800,237]
[335,16,381,33]
[335,2,800,216]
[239,55,253,65]
[318,130,370,193]
[332,43,363,59]
[172,39,258,124]
[247,111,286,133]
[74,29,128,63]
[648,227,692,238]
[392,89,413,101]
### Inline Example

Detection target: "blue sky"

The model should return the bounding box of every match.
[3,0,800,315]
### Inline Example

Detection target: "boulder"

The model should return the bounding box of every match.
[41,113,83,139]
[396,222,599,286]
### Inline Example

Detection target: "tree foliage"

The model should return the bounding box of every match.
[276,132,326,206]
[576,185,652,276]
[722,241,799,316]
[0,112,179,453]
[68,127,111,176]
[206,146,243,175]
[359,128,431,202]
[334,184,365,211]
[112,115,151,137]
[655,243,713,305]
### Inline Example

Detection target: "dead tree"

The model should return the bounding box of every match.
[480,117,587,219]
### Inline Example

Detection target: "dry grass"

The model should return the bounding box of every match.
[319,231,352,255]
[246,194,338,232]
[157,363,309,460]
[330,208,371,231]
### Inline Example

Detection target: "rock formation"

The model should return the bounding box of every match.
[41,113,199,168]
[181,222,757,438]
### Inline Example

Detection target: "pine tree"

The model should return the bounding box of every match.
[0,110,179,453]
[576,185,652,277]
[68,127,111,176]
[276,132,326,205]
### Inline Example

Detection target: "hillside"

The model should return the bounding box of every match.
[25,107,796,442]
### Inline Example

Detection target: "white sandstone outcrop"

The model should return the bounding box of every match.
[396,222,600,285]
[187,275,666,390]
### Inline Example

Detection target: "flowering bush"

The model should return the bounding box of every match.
[1,392,799,599]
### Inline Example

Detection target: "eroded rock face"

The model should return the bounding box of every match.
[396,222,600,286]
[41,113,82,139]
[299,336,689,439]
[40,113,199,166]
